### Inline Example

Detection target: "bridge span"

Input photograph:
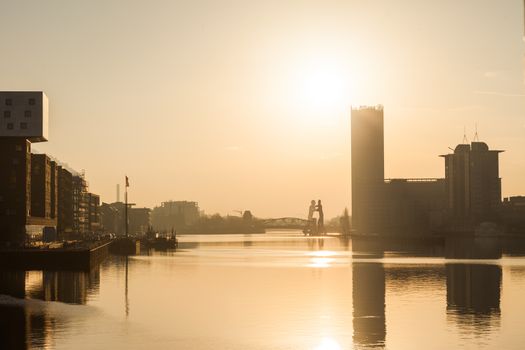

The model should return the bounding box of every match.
[261,217,309,229]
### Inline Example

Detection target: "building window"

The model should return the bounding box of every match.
[3,110,10,118]
[24,110,31,118]
[20,122,27,129]
[5,98,12,106]
[29,98,35,105]
[7,123,13,130]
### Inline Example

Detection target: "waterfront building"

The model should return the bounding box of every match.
[100,202,125,235]
[99,202,150,236]
[29,154,58,241]
[0,92,48,245]
[351,106,448,235]
[50,161,58,220]
[57,166,74,239]
[0,139,32,245]
[441,142,502,225]
[72,174,90,236]
[383,178,447,234]
[150,201,200,231]
[500,196,525,233]
[88,193,101,234]
[30,154,52,219]
[351,106,385,234]
[0,91,101,243]
[129,207,151,235]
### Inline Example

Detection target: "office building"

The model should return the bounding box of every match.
[0,139,32,245]
[87,193,101,234]
[50,161,58,220]
[57,166,73,238]
[30,154,52,219]
[0,91,48,142]
[0,92,48,245]
[129,207,151,235]
[383,178,447,233]
[499,196,525,233]
[100,202,125,235]
[72,174,89,236]
[150,201,200,231]
[351,106,385,234]
[441,142,502,225]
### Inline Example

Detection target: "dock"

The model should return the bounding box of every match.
[0,241,111,271]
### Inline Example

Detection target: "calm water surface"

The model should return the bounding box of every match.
[1,231,525,349]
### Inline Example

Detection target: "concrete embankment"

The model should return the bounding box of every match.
[0,241,111,271]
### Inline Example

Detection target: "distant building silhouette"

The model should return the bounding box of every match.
[150,201,199,231]
[350,106,511,235]
[351,106,447,235]
[383,178,447,234]
[351,106,385,234]
[500,196,525,233]
[441,142,502,226]
[100,202,150,236]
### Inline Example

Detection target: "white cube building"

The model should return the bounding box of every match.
[0,91,49,142]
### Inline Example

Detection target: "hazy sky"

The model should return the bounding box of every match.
[1,0,524,218]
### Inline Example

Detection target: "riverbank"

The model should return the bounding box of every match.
[0,241,111,270]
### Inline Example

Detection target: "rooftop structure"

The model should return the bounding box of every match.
[0,91,49,142]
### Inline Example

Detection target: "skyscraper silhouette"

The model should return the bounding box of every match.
[351,106,385,234]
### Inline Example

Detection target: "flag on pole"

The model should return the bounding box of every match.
[125,176,129,187]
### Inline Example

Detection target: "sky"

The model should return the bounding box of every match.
[0,0,524,219]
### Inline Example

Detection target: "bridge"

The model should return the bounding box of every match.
[261,217,309,229]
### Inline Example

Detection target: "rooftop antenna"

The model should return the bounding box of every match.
[462,126,469,144]
[473,123,480,142]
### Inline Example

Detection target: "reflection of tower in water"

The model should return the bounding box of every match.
[446,264,501,332]
[352,263,386,347]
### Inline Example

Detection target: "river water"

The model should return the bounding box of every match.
[1,231,525,349]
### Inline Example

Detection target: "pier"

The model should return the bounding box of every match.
[0,241,111,271]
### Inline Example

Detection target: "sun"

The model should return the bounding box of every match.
[290,56,353,114]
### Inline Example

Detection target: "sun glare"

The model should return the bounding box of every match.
[314,337,342,350]
[289,55,353,115]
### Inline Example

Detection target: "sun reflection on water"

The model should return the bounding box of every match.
[307,250,337,268]
[314,337,342,350]
[308,257,335,268]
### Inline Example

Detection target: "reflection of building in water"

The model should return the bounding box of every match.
[445,237,502,260]
[446,264,501,331]
[0,268,100,349]
[0,302,58,350]
[0,268,100,305]
[352,263,386,347]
